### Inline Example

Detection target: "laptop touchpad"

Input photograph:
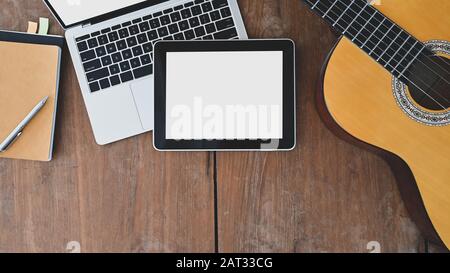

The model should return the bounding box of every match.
[131,77,154,131]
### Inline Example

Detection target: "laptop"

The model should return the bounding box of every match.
[43,0,248,145]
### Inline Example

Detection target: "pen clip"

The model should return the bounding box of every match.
[0,131,23,153]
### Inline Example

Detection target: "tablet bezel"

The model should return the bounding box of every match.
[153,40,296,151]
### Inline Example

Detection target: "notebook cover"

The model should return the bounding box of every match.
[0,31,63,161]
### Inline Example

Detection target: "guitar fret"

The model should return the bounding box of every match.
[333,0,354,27]
[322,0,338,18]
[343,2,367,34]
[352,9,376,42]
[361,17,385,49]
[398,44,424,78]
[369,19,391,55]
[385,35,410,69]
[377,29,402,62]
[311,0,320,9]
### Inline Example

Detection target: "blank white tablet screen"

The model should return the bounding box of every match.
[166,51,283,140]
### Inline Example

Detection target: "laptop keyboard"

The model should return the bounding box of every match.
[75,0,240,93]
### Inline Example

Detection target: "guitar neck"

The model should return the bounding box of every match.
[303,0,432,82]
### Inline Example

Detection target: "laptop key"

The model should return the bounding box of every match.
[110,75,121,86]
[174,33,184,40]
[80,49,96,62]
[139,21,150,32]
[205,23,216,34]
[153,11,163,17]
[158,26,169,37]
[164,8,174,14]
[99,78,111,89]
[112,52,123,63]
[106,43,117,54]
[168,23,179,34]
[76,34,90,42]
[118,28,130,38]
[98,34,109,45]
[89,81,100,92]
[212,0,228,9]
[130,57,141,68]
[87,38,98,48]
[140,54,152,65]
[160,15,171,26]
[149,18,161,29]
[220,7,232,18]
[91,31,101,37]
[101,27,111,34]
[216,18,234,31]
[83,59,102,72]
[122,21,132,27]
[189,17,200,28]
[213,27,237,39]
[122,49,133,60]
[184,1,195,8]
[195,26,206,37]
[120,71,134,82]
[200,14,211,24]
[191,5,202,16]
[127,36,138,47]
[116,40,127,50]
[77,41,88,52]
[133,64,153,79]
[147,30,158,40]
[109,64,121,75]
[184,29,195,40]
[179,20,189,31]
[87,67,110,82]
[163,36,173,40]
[143,42,153,53]
[129,25,140,35]
[170,12,182,22]
[210,10,221,21]
[143,14,153,20]
[120,61,131,71]
[112,24,121,30]
[108,31,119,42]
[202,2,213,12]
[101,55,112,66]
[132,45,143,56]
[174,4,184,11]
[181,8,192,19]
[96,46,107,57]
[132,18,142,24]
[203,34,213,40]
[137,33,148,44]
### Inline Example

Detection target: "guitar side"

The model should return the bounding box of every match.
[317,0,450,250]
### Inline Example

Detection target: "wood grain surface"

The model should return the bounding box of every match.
[0,0,441,253]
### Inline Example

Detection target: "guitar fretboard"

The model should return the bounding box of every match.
[304,0,432,82]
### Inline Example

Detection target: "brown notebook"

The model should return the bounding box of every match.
[0,31,63,161]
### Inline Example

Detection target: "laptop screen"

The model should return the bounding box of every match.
[46,0,155,27]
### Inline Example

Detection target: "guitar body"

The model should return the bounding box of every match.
[319,0,450,249]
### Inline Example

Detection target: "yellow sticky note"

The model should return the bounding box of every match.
[38,17,49,35]
[27,21,38,34]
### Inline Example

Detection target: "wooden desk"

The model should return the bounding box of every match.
[0,0,442,253]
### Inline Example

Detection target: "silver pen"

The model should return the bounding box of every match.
[0,96,49,152]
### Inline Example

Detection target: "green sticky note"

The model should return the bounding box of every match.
[38,17,49,35]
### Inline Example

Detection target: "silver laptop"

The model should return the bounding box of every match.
[43,0,248,145]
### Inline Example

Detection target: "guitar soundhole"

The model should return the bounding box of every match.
[407,55,450,111]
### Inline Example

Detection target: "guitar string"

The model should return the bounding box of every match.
[308,0,450,89]
[305,0,447,110]
[342,0,450,105]
[336,0,450,104]
[351,0,450,82]
[325,0,450,83]
[306,0,448,109]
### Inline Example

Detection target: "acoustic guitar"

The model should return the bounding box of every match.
[303,0,450,250]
